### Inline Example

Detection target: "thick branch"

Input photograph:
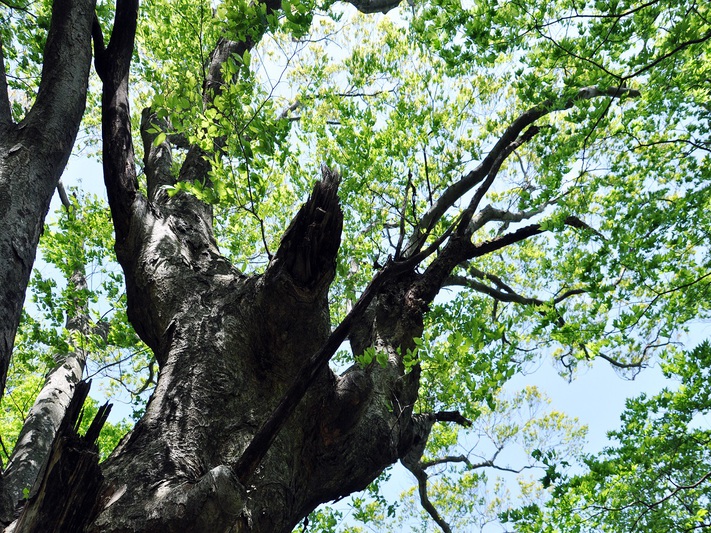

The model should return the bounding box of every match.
[447,272,588,308]
[416,215,590,307]
[410,464,453,533]
[457,126,541,237]
[23,0,96,141]
[95,0,140,246]
[433,410,472,427]
[405,85,640,256]
[399,412,471,533]
[467,222,545,258]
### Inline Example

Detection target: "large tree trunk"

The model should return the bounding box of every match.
[87,3,426,526]
[0,0,96,400]
[87,160,426,531]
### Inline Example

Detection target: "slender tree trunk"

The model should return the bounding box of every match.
[0,1,96,527]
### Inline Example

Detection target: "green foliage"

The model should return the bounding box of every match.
[6,0,711,529]
[2,190,146,464]
[0,0,53,120]
[0,351,43,466]
[509,342,711,532]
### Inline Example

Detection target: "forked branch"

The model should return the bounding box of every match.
[404,85,640,257]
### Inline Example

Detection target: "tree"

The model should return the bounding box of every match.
[0,0,96,403]
[0,0,710,531]
[508,341,711,532]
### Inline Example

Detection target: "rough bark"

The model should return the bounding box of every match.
[10,381,110,533]
[0,192,93,525]
[0,0,97,400]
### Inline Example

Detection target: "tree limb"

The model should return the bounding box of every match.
[433,410,472,427]
[447,274,543,305]
[420,455,471,470]
[458,126,541,237]
[95,0,140,245]
[408,464,453,533]
[23,0,96,141]
[0,35,12,129]
[404,85,639,257]
[399,412,473,533]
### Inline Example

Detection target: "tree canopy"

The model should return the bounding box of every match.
[0,0,710,530]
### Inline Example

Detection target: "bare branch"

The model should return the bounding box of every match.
[279,99,300,119]
[402,461,453,533]
[447,274,542,305]
[405,86,639,256]
[596,352,644,370]
[56,180,71,210]
[420,454,471,469]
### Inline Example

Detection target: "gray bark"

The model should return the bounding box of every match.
[0,193,92,524]
[0,0,97,400]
